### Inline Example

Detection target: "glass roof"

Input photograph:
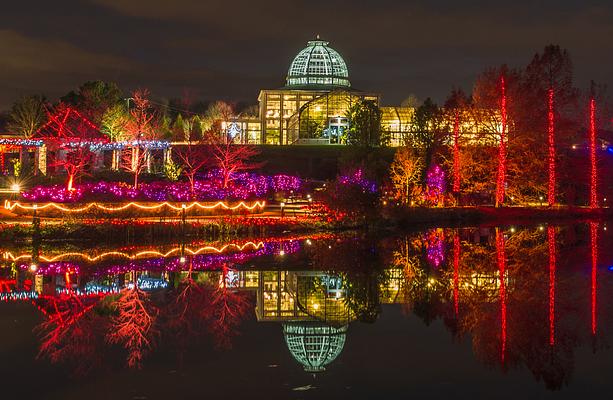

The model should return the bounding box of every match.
[286,39,350,88]
[283,322,348,373]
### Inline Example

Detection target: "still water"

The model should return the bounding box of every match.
[1,222,611,399]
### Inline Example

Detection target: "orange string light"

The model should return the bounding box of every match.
[3,241,266,262]
[4,200,266,213]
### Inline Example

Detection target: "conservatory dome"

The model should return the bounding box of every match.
[286,37,350,89]
[283,322,348,373]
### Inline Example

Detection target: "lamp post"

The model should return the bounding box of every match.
[280,202,285,218]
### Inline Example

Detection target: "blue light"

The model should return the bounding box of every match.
[607,146,613,154]
[608,266,613,272]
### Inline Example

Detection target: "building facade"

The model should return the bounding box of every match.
[228,37,501,147]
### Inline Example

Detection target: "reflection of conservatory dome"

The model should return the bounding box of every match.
[283,322,347,373]
[286,38,350,89]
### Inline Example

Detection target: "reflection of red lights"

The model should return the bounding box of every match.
[495,76,507,207]
[548,226,556,346]
[0,279,16,292]
[547,88,556,206]
[496,228,507,362]
[453,233,460,316]
[590,222,598,335]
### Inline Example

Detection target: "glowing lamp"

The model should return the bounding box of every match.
[29,264,38,272]
[10,183,20,192]
[179,256,186,264]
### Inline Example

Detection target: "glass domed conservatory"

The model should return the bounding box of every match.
[226,38,499,147]
[286,39,351,88]
[256,38,379,145]
[283,322,348,373]
[228,37,419,146]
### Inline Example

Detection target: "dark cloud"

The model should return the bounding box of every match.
[0,0,611,110]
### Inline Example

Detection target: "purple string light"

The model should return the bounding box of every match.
[21,171,302,203]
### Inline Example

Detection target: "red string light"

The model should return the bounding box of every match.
[453,232,460,316]
[496,228,507,362]
[495,76,507,207]
[590,221,598,335]
[547,88,556,206]
[548,226,556,346]
[452,111,461,194]
[37,106,101,139]
[589,99,598,208]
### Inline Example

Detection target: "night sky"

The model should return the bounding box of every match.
[1,0,611,110]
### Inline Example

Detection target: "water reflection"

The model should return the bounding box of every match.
[0,223,611,391]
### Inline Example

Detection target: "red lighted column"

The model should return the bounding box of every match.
[547,88,556,206]
[496,228,507,362]
[495,77,508,207]
[548,226,556,346]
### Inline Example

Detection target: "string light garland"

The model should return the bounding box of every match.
[4,241,266,263]
[35,106,99,138]
[4,199,266,214]
[62,139,171,151]
[0,138,44,147]
[1,291,39,301]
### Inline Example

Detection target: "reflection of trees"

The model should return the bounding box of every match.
[394,227,587,390]
[165,260,209,358]
[205,264,252,349]
[35,293,106,375]
[106,273,159,369]
[343,270,382,323]
[305,234,389,323]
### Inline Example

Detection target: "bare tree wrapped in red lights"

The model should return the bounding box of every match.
[206,131,260,189]
[59,142,98,192]
[175,139,211,196]
[106,274,159,368]
[41,103,101,191]
[122,89,158,189]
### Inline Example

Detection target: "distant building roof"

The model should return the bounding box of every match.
[286,38,350,90]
